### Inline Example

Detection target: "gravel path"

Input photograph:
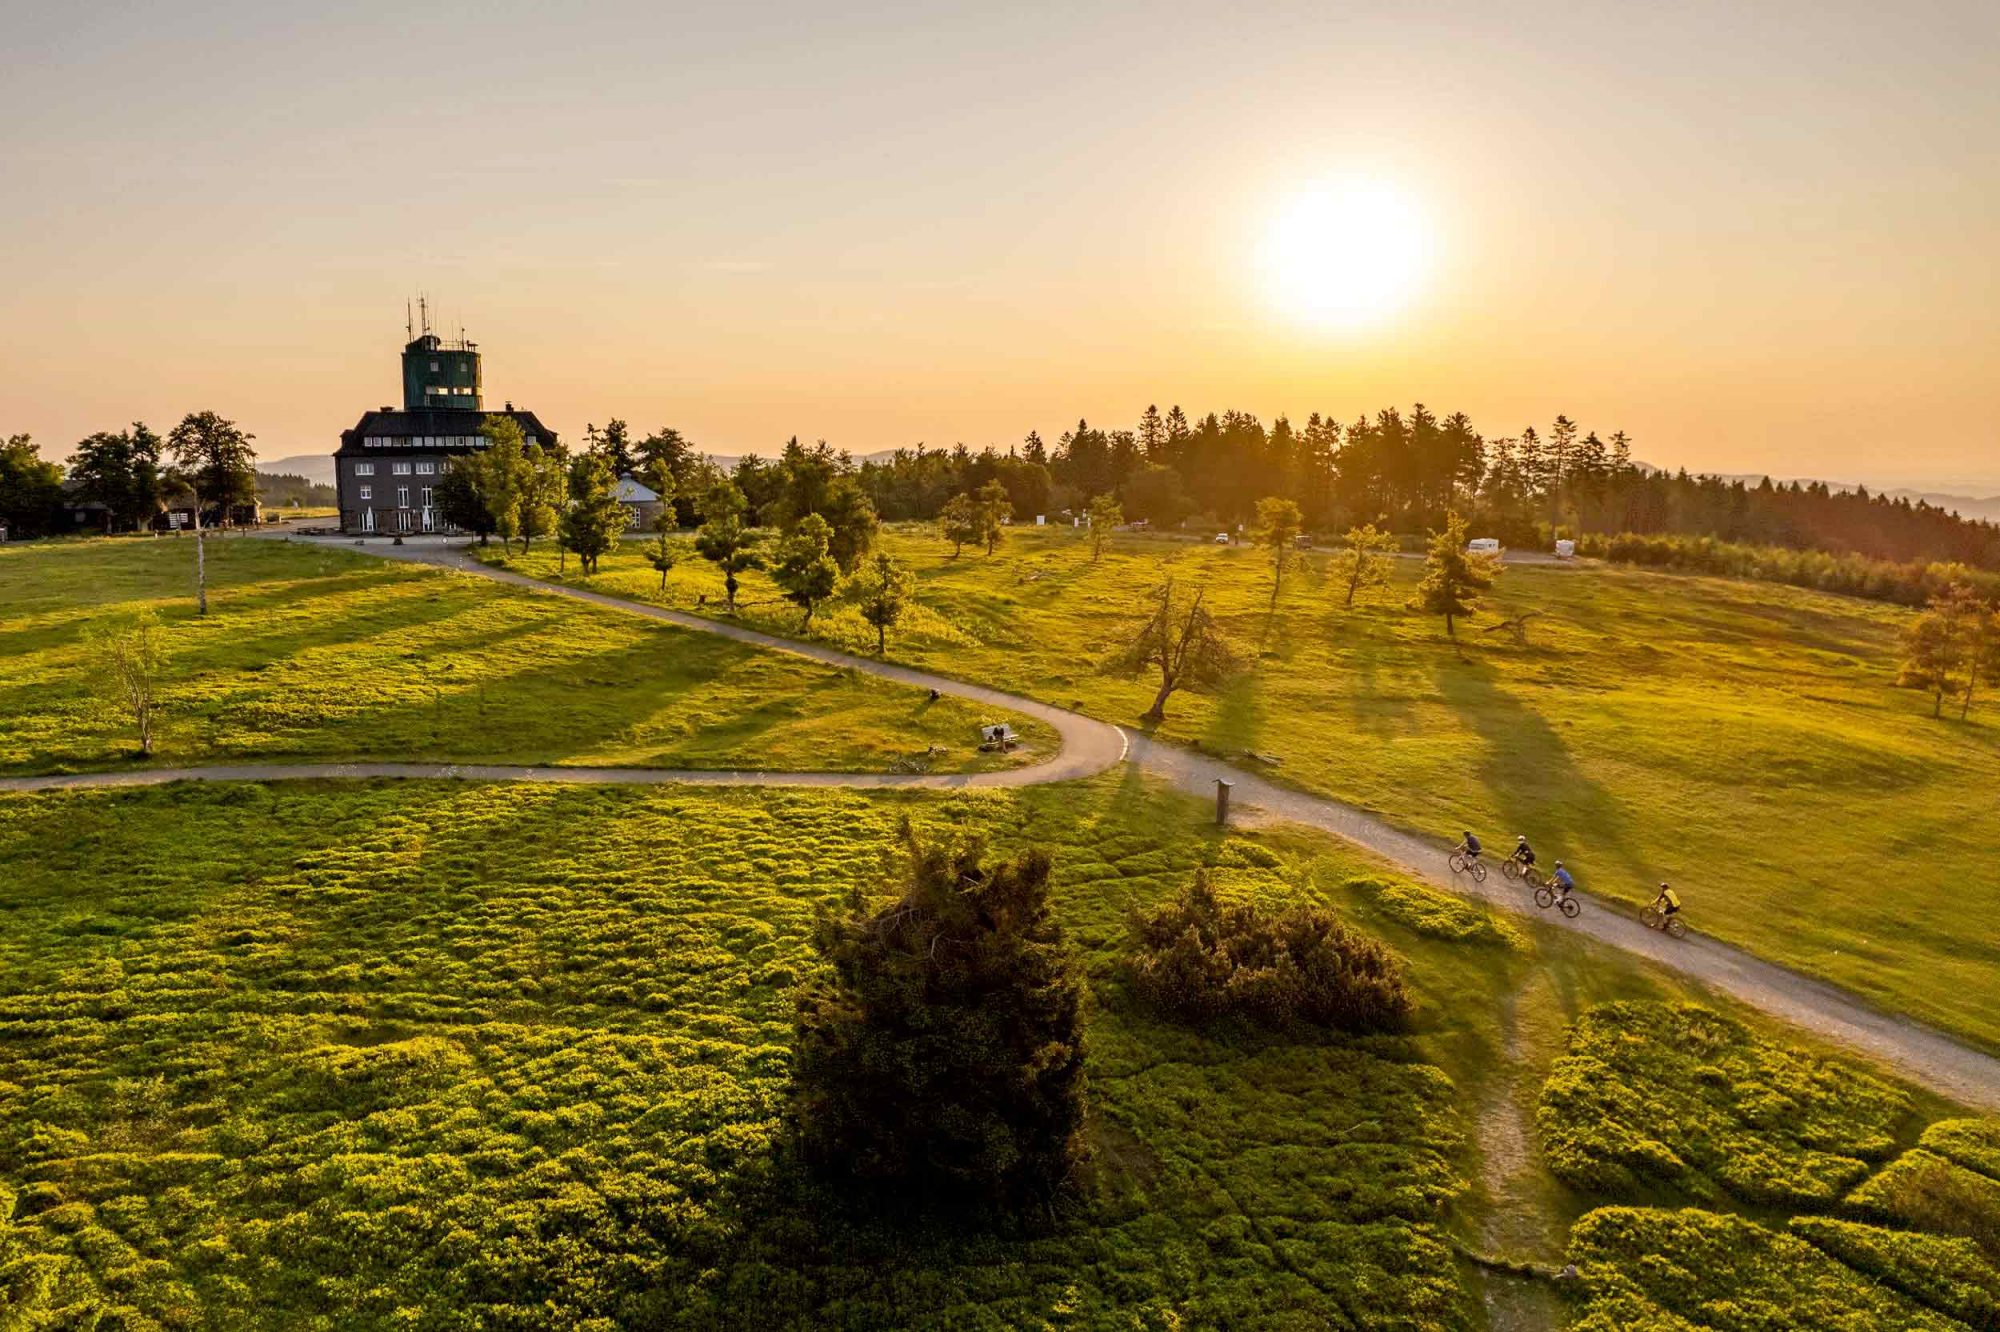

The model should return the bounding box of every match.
[15,531,1998,1110]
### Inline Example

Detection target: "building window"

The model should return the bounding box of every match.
[355,462,375,476]
[421,487,433,506]
[393,460,412,475]
[397,487,410,508]
[416,460,436,474]
[358,485,371,500]
[430,360,440,371]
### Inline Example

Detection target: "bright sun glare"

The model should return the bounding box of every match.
[1261,179,1433,331]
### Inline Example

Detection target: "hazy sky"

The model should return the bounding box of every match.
[4,1,1996,486]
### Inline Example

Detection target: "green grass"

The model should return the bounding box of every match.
[0,537,1050,777]
[475,524,2000,1050]
[0,770,1723,1329]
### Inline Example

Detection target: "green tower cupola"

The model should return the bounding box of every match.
[401,332,483,410]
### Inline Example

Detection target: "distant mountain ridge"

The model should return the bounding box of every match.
[260,454,336,486]
[1653,466,2000,524]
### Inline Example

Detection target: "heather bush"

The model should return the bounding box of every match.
[1924,1119,2000,1184]
[1350,874,1524,949]
[1846,1149,2000,1257]
[1792,1216,2000,1330]
[1127,872,1412,1033]
[791,826,1088,1210]
[1567,1206,1959,1331]
[1538,1002,1908,1206]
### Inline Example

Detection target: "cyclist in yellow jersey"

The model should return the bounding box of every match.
[1653,882,1681,916]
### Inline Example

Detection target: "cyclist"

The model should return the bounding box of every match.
[1457,830,1483,861]
[1551,861,1576,899]
[1509,835,1537,870]
[1652,882,1681,918]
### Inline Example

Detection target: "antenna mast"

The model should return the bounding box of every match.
[405,298,413,341]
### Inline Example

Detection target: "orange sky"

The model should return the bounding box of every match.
[4,2,1996,487]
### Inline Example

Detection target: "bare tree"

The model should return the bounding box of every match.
[92,612,167,756]
[1114,579,1240,723]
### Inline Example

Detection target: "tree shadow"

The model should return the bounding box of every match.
[1426,652,1648,886]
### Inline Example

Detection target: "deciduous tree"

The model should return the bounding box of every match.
[772,512,839,627]
[90,610,166,756]
[1115,579,1240,723]
[938,492,980,557]
[559,452,627,574]
[852,551,915,653]
[975,479,1012,555]
[1087,494,1122,561]
[166,411,258,614]
[69,425,162,532]
[1250,496,1303,605]
[1332,523,1398,608]
[693,480,763,611]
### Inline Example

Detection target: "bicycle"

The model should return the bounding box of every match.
[1640,904,1688,939]
[1534,884,1581,918]
[1447,847,1488,883]
[1503,857,1545,889]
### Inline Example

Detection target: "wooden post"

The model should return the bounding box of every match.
[1215,779,1232,826]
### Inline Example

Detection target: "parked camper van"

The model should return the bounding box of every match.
[1466,537,1502,556]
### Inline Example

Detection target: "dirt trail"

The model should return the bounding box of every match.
[1466,982,1564,1332]
[19,530,2000,1112]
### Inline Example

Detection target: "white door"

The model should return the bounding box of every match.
[362,508,375,532]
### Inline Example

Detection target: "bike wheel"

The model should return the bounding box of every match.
[1501,860,1520,881]
[1470,861,1487,883]
[1533,886,1554,909]
[1559,896,1580,919]
[1666,917,1687,939]
[1447,852,1467,874]
[1640,907,1661,930]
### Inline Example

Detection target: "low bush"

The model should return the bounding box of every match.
[1924,1119,2000,1184]
[1792,1216,2000,1330]
[1538,1002,1909,1207]
[1127,872,1412,1033]
[1567,1206,1959,1331]
[1846,1149,2000,1257]
[791,826,1088,1211]
[1577,531,2000,608]
[1350,874,1523,949]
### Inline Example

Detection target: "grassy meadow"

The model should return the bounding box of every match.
[0,770,1728,1329]
[475,524,2000,1050]
[0,537,1049,777]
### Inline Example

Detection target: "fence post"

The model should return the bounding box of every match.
[1215,779,1232,826]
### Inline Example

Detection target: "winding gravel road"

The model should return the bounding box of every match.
[11,531,2000,1110]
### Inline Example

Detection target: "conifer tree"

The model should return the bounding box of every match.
[853,551,915,653]
[772,512,839,627]
[1250,496,1303,605]
[1411,511,1499,639]
[693,480,763,611]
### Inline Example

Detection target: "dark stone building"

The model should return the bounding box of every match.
[335,330,556,535]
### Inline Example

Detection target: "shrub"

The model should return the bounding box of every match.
[790,825,1088,1211]
[1846,1149,2000,1257]
[1923,1119,2000,1184]
[1127,872,1412,1033]
[1577,530,2000,608]
[1568,1206,1958,1331]
[1792,1216,2000,1330]
[1350,875,1523,949]
[1538,1002,1909,1207]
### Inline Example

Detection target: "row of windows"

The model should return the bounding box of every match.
[353,460,436,477]
[362,435,489,449]
[354,486,433,506]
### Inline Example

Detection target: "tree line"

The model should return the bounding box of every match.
[1,418,263,539]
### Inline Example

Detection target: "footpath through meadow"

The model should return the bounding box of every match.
[10,530,1999,1110]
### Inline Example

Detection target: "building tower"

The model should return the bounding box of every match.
[400,298,482,410]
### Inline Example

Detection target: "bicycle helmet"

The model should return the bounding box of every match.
[1516,834,1527,842]
[1554,860,1565,868]
[1659,881,1670,889]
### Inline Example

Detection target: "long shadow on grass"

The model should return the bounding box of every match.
[1428,653,1649,889]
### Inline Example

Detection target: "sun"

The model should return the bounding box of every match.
[1259,178,1434,331]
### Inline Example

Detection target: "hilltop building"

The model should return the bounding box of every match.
[334,323,556,535]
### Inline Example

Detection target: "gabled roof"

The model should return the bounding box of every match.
[612,475,659,503]
[337,407,557,454]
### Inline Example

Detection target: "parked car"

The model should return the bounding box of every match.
[1215,532,1232,544]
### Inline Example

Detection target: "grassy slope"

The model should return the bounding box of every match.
[0,537,1050,777]
[0,773,1710,1329]
[476,526,2000,1051]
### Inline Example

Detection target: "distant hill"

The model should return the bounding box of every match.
[261,454,336,486]
[1645,464,2000,524]
[256,469,336,508]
